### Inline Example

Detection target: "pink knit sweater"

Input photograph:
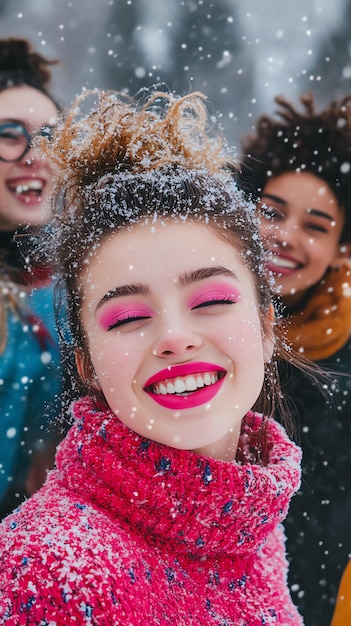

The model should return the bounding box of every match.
[0,397,303,625]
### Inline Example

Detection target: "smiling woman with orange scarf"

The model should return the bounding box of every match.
[239,93,351,626]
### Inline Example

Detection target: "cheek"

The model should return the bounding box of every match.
[88,332,144,388]
[307,240,335,267]
[219,312,264,357]
[237,319,264,353]
[259,220,281,240]
[259,221,273,239]
[93,343,142,419]
[0,162,12,176]
[91,339,128,372]
[306,237,324,250]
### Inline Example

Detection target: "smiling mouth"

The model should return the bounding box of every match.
[145,370,225,396]
[144,363,226,409]
[266,252,302,271]
[7,179,45,197]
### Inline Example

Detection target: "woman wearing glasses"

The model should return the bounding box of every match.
[0,37,62,518]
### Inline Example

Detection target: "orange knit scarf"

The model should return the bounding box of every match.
[284,264,351,361]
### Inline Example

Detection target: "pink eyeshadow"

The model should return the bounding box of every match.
[188,281,241,308]
[97,303,153,330]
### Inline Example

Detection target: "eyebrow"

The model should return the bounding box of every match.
[95,266,237,311]
[306,208,335,222]
[260,193,287,206]
[96,283,150,311]
[177,266,237,287]
[261,193,335,222]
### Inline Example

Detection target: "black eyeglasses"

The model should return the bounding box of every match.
[0,121,55,163]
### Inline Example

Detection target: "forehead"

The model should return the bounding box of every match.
[81,220,254,292]
[0,85,57,126]
[263,171,341,214]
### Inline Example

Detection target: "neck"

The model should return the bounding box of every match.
[192,422,241,462]
[279,287,312,315]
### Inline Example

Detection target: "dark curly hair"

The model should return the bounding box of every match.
[0,36,61,109]
[239,92,351,243]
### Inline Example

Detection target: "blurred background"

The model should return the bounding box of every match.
[0,0,350,150]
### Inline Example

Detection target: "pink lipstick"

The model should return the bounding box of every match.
[144,362,226,410]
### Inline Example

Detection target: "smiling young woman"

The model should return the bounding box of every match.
[0,38,62,519]
[258,171,344,311]
[240,92,351,625]
[0,87,57,230]
[0,88,305,624]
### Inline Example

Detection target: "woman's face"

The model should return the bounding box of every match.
[0,85,57,231]
[258,171,345,310]
[78,220,274,462]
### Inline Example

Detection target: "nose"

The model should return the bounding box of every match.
[273,217,300,250]
[20,141,47,167]
[152,313,202,359]
[21,148,39,166]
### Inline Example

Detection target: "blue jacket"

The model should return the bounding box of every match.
[0,282,61,503]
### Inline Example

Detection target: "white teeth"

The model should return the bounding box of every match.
[152,371,220,395]
[159,383,167,395]
[13,181,43,194]
[203,373,212,386]
[268,254,299,269]
[276,258,298,269]
[185,376,197,391]
[174,378,186,393]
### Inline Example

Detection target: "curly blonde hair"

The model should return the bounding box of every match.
[45,89,233,186]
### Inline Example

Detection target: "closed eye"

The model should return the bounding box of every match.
[306,223,328,234]
[108,314,151,330]
[192,298,235,309]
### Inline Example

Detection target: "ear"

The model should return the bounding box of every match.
[263,303,275,363]
[329,242,351,270]
[75,348,95,386]
[75,348,103,396]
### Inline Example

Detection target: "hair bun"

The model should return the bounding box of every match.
[0,37,58,90]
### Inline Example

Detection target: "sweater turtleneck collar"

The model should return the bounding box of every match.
[55,396,301,559]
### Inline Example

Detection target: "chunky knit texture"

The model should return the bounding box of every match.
[0,397,302,625]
